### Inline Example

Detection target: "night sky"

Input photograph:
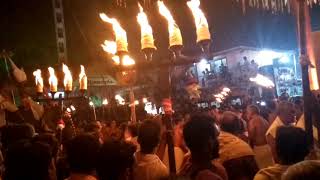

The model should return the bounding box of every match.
[0,0,319,72]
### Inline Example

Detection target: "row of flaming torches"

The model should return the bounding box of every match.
[214,87,231,103]
[32,64,88,94]
[100,0,211,64]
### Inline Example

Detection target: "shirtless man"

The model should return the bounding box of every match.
[247,105,273,169]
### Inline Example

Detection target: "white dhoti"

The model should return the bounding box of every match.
[253,144,274,169]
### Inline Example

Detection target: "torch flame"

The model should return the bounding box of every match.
[250,74,275,88]
[157,1,183,47]
[33,69,43,93]
[187,0,211,42]
[110,55,135,66]
[62,64,73,91]
[99,13,128,52]
[33,69,43,87]
[79,65,87,90]
[122,55,136,66]
[112,56,120,65]
[137,3,155,49]
[101,40,117,55]
[48,67,58,92]
[115,94,125,105]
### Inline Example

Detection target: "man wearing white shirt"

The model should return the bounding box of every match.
[266,101,296,163]
[133,120,169,180]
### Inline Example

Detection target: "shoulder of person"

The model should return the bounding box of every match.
[253,170,271,180]
[195,170,223,180]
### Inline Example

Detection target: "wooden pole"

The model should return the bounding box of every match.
[159,66,176,175]
[297,0,313,145]
[129,87,136,123]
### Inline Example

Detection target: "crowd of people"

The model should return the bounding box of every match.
[0,90,320,180]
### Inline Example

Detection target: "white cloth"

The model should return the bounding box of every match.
[265,117,284,139]
[9,59,27,83]
[133,152,169,180]
[0,94,18,127]
[27,98,44,120]
[295,115,318,141]
[218,131,254,163]
[253,144,274,169]
[162,146,185,172]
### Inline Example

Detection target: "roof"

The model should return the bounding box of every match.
[211,46,296,58]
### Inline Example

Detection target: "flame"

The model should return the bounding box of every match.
[48,67,58,92]
[101,40,117,55]
[250,74,275,88]
[157,1,183,47]
[79,65,87,90]
[62,64,73,91]
[142,97,148,103]
[112,56,120,65]
[122,55,135,66]
[223,87,231,93]
[102,99,108,105]
[100,13,128,52]
[137,3,155,49]
[115,94,125,105]
[216,98,222,103]
[221,91,228,96]
[214,94,224,99]
[33,69,43,92]
[187,0,211,42]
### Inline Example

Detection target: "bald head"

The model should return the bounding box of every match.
[277,101,296,124]
[220,111,242,134]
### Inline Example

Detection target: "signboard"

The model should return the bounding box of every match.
[88,75,117,87]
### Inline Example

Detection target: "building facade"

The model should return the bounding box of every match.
[52,0,68,63]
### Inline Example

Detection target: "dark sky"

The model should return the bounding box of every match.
[0,0,319,71]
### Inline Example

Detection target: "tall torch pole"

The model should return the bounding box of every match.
[297,0,313,145]
[130,88,136,123]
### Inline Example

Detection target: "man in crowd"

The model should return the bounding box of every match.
[254,126,311,180]
[219,111,259,180]
[246,105,273,169]
[65,134,100,180]
[220,111,248,142]
[97,140,136,180]
[133,120,168,180]
[4,140,53,180]
[266,101,296,163]
[282,160,320,180]
[179,114,227,180]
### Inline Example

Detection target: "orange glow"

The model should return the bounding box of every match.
[79,65,87,90]
[101,40,117,55]
[48,67,58,92]
[137,3,155,50]
[62,64,73,91]
[112,55,120,65]
[157,1,183,47]
[187,0,211,42]
[33,69,43,93]
[99,13,128,52]
[310,31,320,90]
[122,55,135,66]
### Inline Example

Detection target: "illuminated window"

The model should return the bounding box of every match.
[211,58,227,73]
